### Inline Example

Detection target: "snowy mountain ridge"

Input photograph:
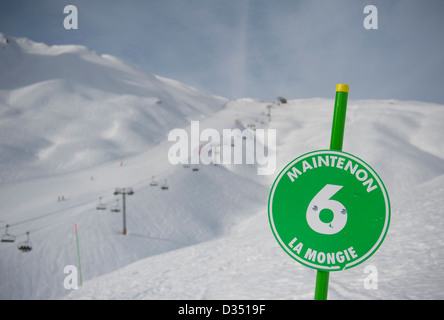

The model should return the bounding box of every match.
[0,33,227,183]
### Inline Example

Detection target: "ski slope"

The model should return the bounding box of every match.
[1,33,443,300]
[0,33,226,184]
[65,99,444,300]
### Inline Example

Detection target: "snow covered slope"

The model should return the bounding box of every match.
[1,34,443,300]
[65,98,444,300]
[0,33,226,183]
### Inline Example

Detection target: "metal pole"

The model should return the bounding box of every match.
[314,83,349,300]
[122,193,127,235]
[330,84,349,151]
[75,224,83,286]
[314,271,329,300]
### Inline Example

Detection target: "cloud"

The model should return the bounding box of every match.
[231,0,444,103]
[1,0,444,103]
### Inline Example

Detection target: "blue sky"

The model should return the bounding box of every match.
[1,0,444,103]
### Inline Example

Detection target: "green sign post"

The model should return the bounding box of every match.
[268,84,390,300]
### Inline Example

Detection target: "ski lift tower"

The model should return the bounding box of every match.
[266,105,273,122]
[113,187,134,235]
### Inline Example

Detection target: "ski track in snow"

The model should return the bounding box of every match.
[1,33,443,300]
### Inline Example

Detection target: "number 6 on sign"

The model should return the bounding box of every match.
[306,184,347,235]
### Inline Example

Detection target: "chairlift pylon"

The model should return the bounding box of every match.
[17,231,32,253]
[1,224,16,243]
[96,197,107,210]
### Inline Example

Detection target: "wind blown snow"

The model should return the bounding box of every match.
[0,33,443,300]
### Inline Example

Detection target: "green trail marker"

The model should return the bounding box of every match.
[268,84,390,300]
[75,224,83,287]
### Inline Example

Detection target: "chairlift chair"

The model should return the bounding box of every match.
[192,166,199,172]
[183,163,190,168]
[161,179,169,190]
[96,197,107,210]
[1,224,16,243]
[150,176,158,186]
[110,199,120,213]
[17,232,32,253]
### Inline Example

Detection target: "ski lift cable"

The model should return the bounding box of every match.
[130,166,172,189]
[1,151,196,233]
[1,141,181,241]
[0,194,118,240]
[1,185,138,235]
[0,161,173,235]
[0,193,113,232]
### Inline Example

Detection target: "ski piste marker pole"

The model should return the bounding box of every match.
[314,83,349,300]
[75,224,83,287]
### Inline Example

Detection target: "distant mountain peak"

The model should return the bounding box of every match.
[0,34,227,183]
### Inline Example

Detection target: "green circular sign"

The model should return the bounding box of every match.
[268,150,390,271]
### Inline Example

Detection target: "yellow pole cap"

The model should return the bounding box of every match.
[336,84,350,93]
